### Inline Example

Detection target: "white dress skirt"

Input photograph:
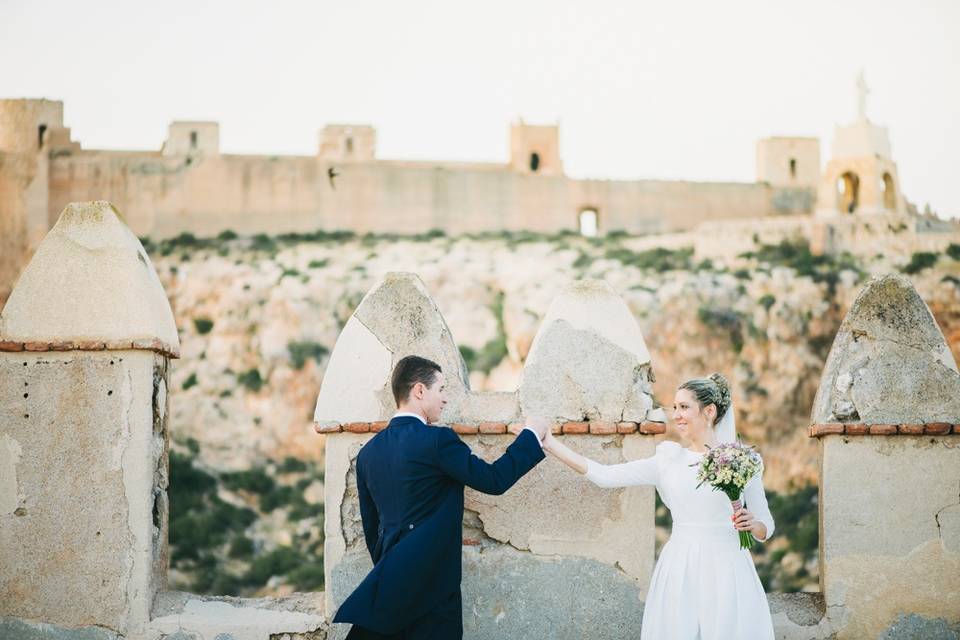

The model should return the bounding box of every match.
[585,441,776,640]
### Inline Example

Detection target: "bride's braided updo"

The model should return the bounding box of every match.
[679,373,731,424]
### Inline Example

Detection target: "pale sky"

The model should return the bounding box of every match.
[2,0,958,216]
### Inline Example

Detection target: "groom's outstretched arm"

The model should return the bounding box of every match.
[433,426,545,496]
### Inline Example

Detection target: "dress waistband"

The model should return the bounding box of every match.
[670,522,741,544]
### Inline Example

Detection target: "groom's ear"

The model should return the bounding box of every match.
[411,381,424,400]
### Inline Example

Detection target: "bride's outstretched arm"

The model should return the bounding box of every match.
[544,433,659,488]
[543,433,589,474]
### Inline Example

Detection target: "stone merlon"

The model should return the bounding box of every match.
[0,201,180,358]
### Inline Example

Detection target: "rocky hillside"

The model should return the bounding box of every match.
[145,230,960,595]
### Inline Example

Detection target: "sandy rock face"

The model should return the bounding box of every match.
[812,273,960,424]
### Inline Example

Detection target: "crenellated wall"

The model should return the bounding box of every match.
[808,274,960,639]
[314,274,664,639]
[0,201,958,639]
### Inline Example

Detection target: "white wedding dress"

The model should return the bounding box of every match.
[585,440,776,640]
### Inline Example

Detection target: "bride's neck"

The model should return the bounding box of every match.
[685,426,717,453]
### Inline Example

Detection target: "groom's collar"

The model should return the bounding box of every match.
[391,412,427,425]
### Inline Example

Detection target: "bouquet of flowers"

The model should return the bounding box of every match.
[693,442,763,549]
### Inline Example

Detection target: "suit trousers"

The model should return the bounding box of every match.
[345,590,463,640]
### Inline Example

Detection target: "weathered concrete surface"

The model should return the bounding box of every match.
[879,613,960,639]
[148,591,327,640]
[322,433,372,619]
[768,593,835,640]
[314,273,469,427]
[0,201,180,356]
[821,436,960,638]
[460,547,642,639]
[324,430,655,639]
[0,351,167,636]
[811,273,960,423]
[312,317,392,428]
[519,280,655,422]
[0,617,122,640]
[463,434,654,590]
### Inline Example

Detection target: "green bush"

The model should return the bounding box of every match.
[288,562,325,591]
[288,341,329,370]
[413,228,446,241]
[182,372,198,390]
[308,259,329,269]
[228,535,255,559]
[758,294,776,311]
[279,267,301,280]
[901,251,938,275]
[946,243,960,261]
[289,501,324,521]
[572,252,593,269]
[168,451,257,563]
[740,239,863,293]
[237,369,263,392]
[278,456,307,473]
[251,233,277,252]
[461,292,508,374]
[604,246,693,272]
[193,317,214,334]
[217,229,238,241]
[243,546,304,586]
[753,484,819,592]
[221,467,275,494]
[697,306,746,353]
[260,485,297,512]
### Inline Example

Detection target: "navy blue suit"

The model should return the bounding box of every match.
[334,415,545,638]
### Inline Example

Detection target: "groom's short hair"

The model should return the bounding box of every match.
[392,355,442,406]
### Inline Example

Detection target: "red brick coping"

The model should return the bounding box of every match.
[808,423,956,437]
[315,420,668,435]
[0,338,180,359]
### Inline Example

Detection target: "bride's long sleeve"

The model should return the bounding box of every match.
[744,463,775,541]
[584,455,659,488]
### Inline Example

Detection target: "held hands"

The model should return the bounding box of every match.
[524,416,551,442]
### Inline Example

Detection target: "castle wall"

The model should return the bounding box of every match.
[45,150,798,240]
[0,150,48,307]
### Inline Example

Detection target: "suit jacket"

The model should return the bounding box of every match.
[333,415,545,633]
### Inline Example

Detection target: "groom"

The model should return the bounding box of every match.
[334,355,548,639]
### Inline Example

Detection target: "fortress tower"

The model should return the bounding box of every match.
[0,99,78,306]
[756,136,820,188]
[318,124,377,162]
[509,120,563,176]
[161,121,220,157]
[815,73,907,218]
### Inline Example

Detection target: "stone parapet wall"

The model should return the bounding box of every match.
[809,274,960,639]
[316,273,663,639]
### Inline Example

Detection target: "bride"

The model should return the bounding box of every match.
[544,373,776,639]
